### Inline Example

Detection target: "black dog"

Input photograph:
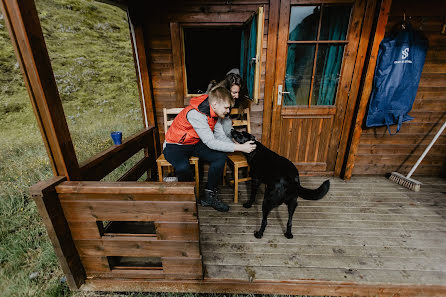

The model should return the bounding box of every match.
[231,130,330,239]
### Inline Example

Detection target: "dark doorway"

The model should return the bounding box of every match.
[183,27,242,94]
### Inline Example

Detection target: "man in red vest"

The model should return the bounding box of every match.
[164,87,256,212]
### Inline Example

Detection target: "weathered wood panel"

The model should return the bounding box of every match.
[56,180,202,280]
[60,200,197,222]
[199,176,446,286]
[353,0,446,176]
[75,238,200,258]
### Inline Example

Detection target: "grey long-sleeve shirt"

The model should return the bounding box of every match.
[186,110,235,152]
[163,109,235,152]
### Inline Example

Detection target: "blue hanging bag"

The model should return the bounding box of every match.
[366,23,428,134]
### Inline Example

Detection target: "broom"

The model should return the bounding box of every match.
[389,120,446,191]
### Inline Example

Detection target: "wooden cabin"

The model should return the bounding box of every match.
[1,0,445,295]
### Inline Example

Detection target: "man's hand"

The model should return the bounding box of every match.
[235,140,256,153]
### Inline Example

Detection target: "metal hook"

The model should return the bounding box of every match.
[402,12,407,30]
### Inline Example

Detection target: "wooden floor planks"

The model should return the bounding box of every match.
[198,176,446,286]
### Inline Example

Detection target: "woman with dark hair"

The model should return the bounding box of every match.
[207,68,252,137]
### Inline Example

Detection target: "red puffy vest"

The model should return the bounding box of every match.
[165,94,218,145]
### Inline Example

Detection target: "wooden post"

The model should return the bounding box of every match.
[261,0,280,146]
[0,0,80,180]
[128,8,162,174]
[343,0,393,179]
[128,11,157,129]
[30,176,86,289]
[334,0,378,176]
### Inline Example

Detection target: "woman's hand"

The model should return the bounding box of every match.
[235,141,256,153]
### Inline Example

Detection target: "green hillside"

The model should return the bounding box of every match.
[0,0,144,295]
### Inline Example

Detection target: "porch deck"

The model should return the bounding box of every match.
[199,176,446,286]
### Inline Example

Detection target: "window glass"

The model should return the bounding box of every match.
[284,44,315,106]
[311,44,345,105]
[289,6,320,41]
[319,5,351,40]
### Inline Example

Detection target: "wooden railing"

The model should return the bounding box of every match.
[30,127,202,289]
[78,127,158,181]
[55,181,202,280]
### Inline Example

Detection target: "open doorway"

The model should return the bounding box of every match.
[183,27,242,95]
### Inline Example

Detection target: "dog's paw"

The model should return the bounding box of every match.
[284,232,293,239]
[254,231,263,239]
[243,202,252,208]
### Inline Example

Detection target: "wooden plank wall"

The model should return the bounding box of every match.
[353,0,446,176]
[141,0,269,142]
[56,181,202,280]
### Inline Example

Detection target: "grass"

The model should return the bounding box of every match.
[0,0,328,296]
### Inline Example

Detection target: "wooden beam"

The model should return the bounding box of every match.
[169,12,253,23]
[29,176,86,289]
[0,0,80,180]
[261,0,280,146]
[79,127,155,181]
[334,0,378,176]
[117,156,153,181]
[343,0,393,179]
[128,16,157,128]
[170,22,186,107]
[56,181,195,196]
[269,0,291,152]
[82,278,446,296]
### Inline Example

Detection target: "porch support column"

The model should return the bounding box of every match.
[0,0,80,179]
[334,0,378,176]
[30,176,86,290]
[128,7,161,161]
[343,0,392,179]
[261,0,280,146]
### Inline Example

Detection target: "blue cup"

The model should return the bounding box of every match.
[111,131,122,145]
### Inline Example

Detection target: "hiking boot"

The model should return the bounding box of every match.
[201,189,229,212]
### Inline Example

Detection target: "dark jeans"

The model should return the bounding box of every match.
[163,142,227,190]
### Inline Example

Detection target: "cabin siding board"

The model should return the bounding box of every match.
[353,0,446,176]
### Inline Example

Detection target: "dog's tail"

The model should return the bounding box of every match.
[297,180,330,200]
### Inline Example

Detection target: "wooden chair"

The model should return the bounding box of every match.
[156,108,199,198]
[223,108,251,203]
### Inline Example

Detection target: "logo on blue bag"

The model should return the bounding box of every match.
[402,48,409,59]
[394,47,412,64]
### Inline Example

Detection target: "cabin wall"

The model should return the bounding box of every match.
[353,0,446,176]
[138,1,269,143]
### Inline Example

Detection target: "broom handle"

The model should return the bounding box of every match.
[407,120,446,178]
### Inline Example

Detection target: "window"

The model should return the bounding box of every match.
[181,7,264,103]
[284,5,351,106]
[183,27,242,95]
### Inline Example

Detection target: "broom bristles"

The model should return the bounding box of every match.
[389,172,422,192]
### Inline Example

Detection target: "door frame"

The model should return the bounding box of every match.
[262,0,379,176]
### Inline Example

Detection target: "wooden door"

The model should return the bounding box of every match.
[270,0,367,174]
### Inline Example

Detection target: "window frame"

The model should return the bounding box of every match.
[172,6,264,106]
[285,4,352,106]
